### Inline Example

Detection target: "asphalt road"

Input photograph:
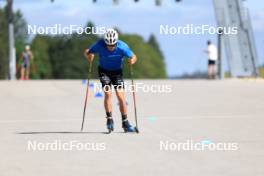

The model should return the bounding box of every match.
[0,79,264,176]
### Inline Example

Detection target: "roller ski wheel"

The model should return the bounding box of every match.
[122,120,138,133]
[106,118,114,134]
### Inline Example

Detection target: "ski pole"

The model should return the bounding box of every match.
[81,63,92,132]
[129,65,139,133]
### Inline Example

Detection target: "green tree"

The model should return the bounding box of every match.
[148,34,164,59]
[0,8,9,79]
[30,35,52,79]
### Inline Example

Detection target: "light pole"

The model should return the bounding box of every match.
[7,0,16,80]
[217,28,224,79]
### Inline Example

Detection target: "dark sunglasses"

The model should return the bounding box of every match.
[107,44,116,48]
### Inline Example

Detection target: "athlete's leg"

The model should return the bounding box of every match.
[20,66,25,80]
[98,67,113,117]
[103,85,114,132]
[115,88,127,116]
[115,88,137,132]
[208,65,213,79]
[111,72,128,117]
[25,66,30,80]
[112,72,137,132]
[104,85,112,116]
[212,65,216,79]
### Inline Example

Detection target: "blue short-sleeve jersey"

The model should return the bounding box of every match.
[88,39,133,71]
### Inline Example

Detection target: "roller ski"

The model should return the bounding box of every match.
[122,119,139,133]
[106,118,114,134]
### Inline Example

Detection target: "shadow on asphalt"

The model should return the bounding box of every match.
[16,131,110,134]
[16,131,139,135]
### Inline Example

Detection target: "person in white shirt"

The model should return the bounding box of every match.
[204,40,218,79]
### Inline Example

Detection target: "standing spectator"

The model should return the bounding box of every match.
[204,40,218,79]
[20,45,33,80]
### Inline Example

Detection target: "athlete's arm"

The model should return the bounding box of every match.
[29,51,34,60]
[122,42,137,65]
[128,54,137,65]
[84,41,100,64]
[84,49,95,64]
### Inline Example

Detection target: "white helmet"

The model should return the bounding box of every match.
[104,28,118,45]
[25,45,30,51]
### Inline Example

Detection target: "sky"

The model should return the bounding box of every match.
[2,0,263,76]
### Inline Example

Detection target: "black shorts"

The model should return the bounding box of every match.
[21,62,30,69]
[98,66,124,89]
[208,60,216,65]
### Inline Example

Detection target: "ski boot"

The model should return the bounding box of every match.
[106,118,114,133]
[122,119,139,133]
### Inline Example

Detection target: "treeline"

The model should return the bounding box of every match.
[0,8,167,79]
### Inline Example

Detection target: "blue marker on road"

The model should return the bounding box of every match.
[95,92,103,98]
[148,116,157,122]
[89,82,94,88]
[201,140,212,145]
[82,79,86,85]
